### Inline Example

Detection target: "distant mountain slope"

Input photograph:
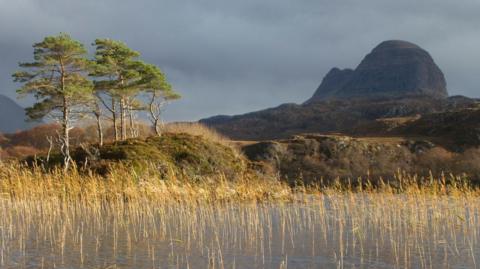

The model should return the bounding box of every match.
[388,106,480,151]
[0,94,37,133]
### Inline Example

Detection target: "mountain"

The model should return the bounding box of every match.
[306,40,447,102]
[0,94,37,133]
[201,40,476,141]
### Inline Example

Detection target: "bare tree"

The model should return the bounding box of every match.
[139,64,180,136]
[148,91,179,136]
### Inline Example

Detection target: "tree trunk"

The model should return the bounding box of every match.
[119,76,127,141]
[120,97,127,140]
[153,118,161,136]
[93,101,104,146]
[95,112,104,146]
[149,92,162,137]
[129,109,134,138]
[60,59,71,171]
[111,99,119,141]
[62,96,71,170]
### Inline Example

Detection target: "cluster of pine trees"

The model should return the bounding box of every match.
[13,33,180,168]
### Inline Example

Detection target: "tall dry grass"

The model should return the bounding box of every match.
[0,162,291,203]
[1,162,480,268]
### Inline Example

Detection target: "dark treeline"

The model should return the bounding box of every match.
[12,33,180,168]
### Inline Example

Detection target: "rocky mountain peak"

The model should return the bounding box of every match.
[306,40,448,103]
[372,40,421,50]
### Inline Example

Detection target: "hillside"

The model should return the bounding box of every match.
[388,107,480,150]
[201,96,477,140]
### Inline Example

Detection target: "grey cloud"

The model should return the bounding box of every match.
[0,0,479,121]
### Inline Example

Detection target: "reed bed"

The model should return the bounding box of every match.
[1,162,479,268]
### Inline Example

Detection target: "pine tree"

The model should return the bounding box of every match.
[91,39,145,141]
[13,33,93,169]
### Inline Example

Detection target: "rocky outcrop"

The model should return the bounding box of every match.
[242,130,480,185]
[306,40,448,102]
[242,134,437,184]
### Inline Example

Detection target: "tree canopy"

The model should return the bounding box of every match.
[13,33,93,120]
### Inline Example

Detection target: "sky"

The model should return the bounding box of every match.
[0,0,479,122]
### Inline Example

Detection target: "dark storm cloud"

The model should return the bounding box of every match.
[0,0,479,121]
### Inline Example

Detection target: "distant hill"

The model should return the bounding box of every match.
[0,94,38,133]
[201,40,477,141]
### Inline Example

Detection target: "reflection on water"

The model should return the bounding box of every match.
[1,194,479,268]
